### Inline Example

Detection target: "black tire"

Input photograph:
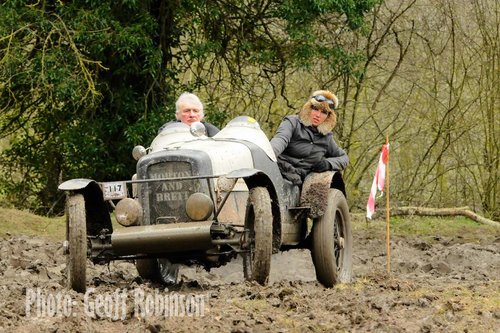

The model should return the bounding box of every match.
[311,189,353,287]
[67,194,87,293]
[135,259,158,280]
[242,187,272,285]
[135,258,179,285]
[157,259,179,285]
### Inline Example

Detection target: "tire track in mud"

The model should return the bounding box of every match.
[1,226,499,332]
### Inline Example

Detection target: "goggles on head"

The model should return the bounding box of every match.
[311,95,336,110]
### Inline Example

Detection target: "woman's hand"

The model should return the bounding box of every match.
[311,159,331,172]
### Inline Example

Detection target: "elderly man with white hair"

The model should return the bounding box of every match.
[154,92,220,285]
[158,92,219,136]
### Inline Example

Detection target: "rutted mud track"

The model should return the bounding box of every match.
[1,220,499,332]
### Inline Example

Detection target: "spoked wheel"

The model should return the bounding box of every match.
[67,193,87,293]
[242,187,272,285]
[311,189,353,287]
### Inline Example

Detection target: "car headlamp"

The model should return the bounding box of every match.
[185,193,214,221]
[115,198,142,226]
[132,145,147,160]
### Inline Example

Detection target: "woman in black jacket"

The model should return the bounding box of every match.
[270,90,348,184]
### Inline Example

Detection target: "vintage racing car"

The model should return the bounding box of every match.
[58,116,353,292]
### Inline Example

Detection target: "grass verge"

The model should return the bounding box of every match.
[352,215,500,242]
[1,207,498,242]
[0,207,65,240]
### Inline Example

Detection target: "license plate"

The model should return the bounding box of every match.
[101,181,127,200]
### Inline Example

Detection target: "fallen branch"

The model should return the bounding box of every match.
[390,206,499,228]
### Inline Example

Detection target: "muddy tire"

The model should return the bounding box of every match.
[157,259,179,285]
[135,259,158,280]
[67,194,87,293]
[136,259,179,285]
[311,189,352,287]
[242,187,272,285]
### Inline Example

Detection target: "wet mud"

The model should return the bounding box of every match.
[1,220,499,332]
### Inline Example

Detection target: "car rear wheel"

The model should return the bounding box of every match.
[135,259,158,280]
[136,258,179,285]
[242,187,272,285]
[311,189,352,287]
[67,193,87,293]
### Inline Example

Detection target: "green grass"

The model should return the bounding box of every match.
[1,206,498,242]
[391,215,490,235]
[0,207,66,240]
[0,206,128,241]
[353,215,499,242]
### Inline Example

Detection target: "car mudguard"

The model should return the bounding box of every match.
[58,178,96,191]
[59,179,113,235]
[300,171,347,218]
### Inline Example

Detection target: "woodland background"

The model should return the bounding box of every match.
[0,0,498,220]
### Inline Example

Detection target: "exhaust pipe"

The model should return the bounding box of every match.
[111,221,213,255]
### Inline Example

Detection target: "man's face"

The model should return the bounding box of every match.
[177,102,202,125]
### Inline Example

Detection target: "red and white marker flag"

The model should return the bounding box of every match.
[366,143,389,219]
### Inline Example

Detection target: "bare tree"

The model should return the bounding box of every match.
[175,0,499,218]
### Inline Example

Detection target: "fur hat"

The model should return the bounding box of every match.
[298,90,339,135]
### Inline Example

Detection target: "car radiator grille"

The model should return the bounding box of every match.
[146,161,200,224]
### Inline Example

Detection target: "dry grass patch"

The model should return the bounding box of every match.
[0,207,65,240]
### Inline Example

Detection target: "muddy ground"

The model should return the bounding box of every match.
[0,218,499,333]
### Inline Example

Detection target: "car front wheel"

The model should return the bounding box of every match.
[311,188,353,287]
[67,193,87,293]
[242,187,272,285]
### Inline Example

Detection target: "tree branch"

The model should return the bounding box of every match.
[390,206,500,228]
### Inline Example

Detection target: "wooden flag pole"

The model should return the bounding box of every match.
[385,135,391,273]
